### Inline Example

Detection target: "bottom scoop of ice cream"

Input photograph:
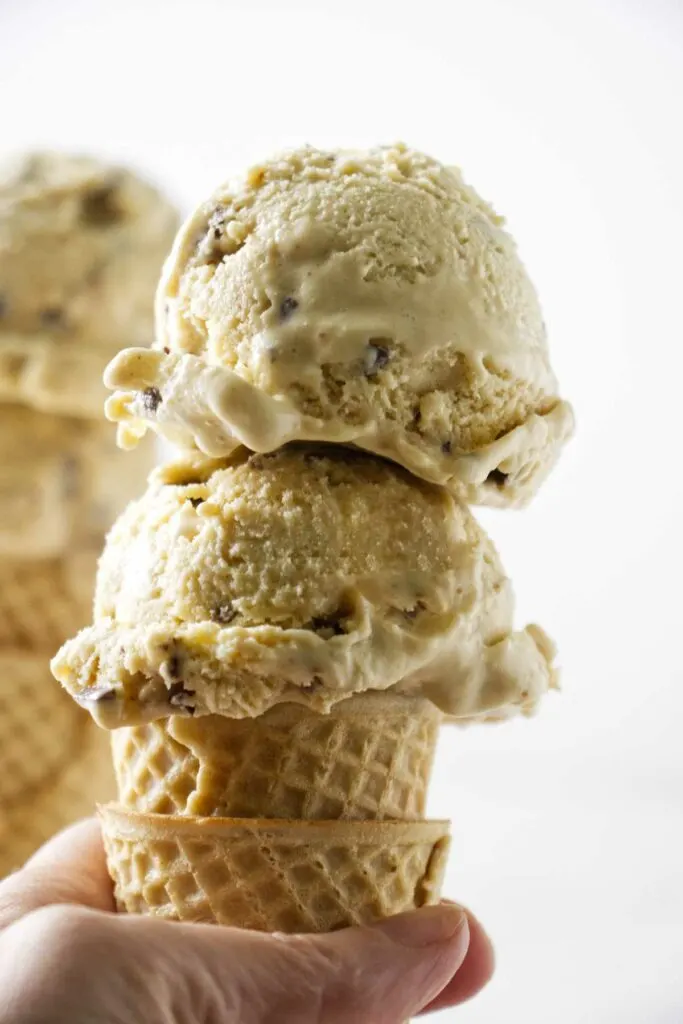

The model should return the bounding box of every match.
[51,445,557,726]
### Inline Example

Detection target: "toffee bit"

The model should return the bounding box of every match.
[212,603,237,625]
[486,469,508,487]
[364,343,390,377]
[165,653,182,680]
[80,184,122,226]
[41,307,64,328]
[208,207,226,233]
[403,600,427,621]
[199,208,232,265]
[310,613,346,637]
[202,245,225,267]
[441,440,452,454]
[163,346,170,354]
[141,386,162,413]
[248,166,266,188]
[196,216,225,266]
[279,296,299,320]
[168,680,195,702]
[302,675,324,693]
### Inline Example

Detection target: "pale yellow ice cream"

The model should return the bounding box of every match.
[0,403,153,556]
[51,445,556,727]
[0,151,178,418]
[105,143,572,506]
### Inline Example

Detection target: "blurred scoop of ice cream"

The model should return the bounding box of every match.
[0,151,178,419]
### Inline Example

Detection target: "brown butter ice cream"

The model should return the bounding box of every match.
[105,143,572,506]
[52,445,556,726]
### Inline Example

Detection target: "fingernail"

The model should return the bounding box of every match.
[370,905,468,949]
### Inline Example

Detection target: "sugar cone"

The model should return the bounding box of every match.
[111,694,441,822]
[0,556,95,652]
[100,805,450,933]
[0,555,111,876]
[0,654,114,876]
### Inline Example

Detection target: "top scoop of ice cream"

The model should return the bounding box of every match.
[51,444,556,726]
[0,151,178,418]
[105,143,572,506]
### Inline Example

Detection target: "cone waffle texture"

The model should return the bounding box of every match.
[0,557,110,875]
[0,700,114,877]
[111,694,440,822]
[100,805,450,933]
[0,556,95,652]
[0,650,88,806]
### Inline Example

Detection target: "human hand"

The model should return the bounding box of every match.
[0,820,493,1023]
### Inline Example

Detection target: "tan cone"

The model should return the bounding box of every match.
[111,694,441,822]
[0,556,95,652]
[0,554,111,877]
[0,652,114,876]
[100,805,450,933]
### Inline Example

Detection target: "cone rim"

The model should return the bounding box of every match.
[99,803,450,844]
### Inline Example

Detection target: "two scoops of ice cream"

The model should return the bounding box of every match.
[52,143,572,932]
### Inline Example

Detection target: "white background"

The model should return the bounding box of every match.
[1,0,682,1020]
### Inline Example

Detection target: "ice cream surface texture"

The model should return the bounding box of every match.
[52,445,556,727]
[0,151,178,418]
[105,143,572,506]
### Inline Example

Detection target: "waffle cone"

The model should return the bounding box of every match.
[0,650,88,807]
[100,804,449,933]
[0,701,115,877]
[0,555,96,652]
[111,693,441,822]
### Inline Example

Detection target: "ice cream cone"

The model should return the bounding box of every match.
[100,805,449,932]
[0,557,95,652]
[0,552,112,877]
[111,694,441,822]
[0,650,87,808]
[0,657,114,876]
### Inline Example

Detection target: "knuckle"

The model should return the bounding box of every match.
[21,904,110,962]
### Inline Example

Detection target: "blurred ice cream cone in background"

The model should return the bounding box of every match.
[0,151,178,876]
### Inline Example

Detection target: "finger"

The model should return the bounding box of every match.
[418,907,495,1013]
[109,902,471,1024]
[0,818,114,931]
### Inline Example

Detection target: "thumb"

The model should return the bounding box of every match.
[115,902,470,1024]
